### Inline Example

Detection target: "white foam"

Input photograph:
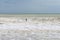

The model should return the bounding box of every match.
[0,17,60,30]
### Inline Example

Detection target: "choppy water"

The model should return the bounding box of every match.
[0,30,60,40]
[0,16,60,40]
[0,16,60,30]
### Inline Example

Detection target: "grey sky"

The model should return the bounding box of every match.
[0,0,60,13]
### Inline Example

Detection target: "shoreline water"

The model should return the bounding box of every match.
[0,14,60,40]
[0,16,60,30]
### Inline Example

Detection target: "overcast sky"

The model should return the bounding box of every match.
[0,0,60,13]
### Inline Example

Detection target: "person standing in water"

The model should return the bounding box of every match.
[25,18,27,22]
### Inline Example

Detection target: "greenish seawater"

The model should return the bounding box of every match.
[0,13,60,17]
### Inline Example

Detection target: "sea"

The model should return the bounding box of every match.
[0,13,60,40]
